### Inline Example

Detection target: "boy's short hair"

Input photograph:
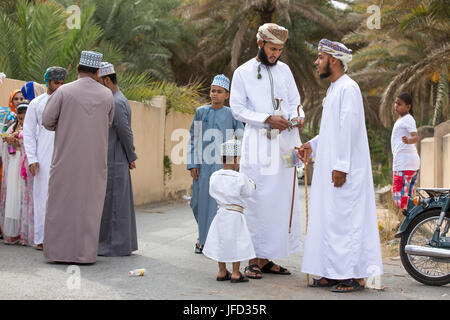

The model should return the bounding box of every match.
[102,73,117,84]
[222,155,237,164]
[77,64,99,75]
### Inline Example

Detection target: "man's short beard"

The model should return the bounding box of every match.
[319,59,332,79]
[48,84,57,94]
[258,44,279,66]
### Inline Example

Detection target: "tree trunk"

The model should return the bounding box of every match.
[432,64,449,126]
[256,0,276,24]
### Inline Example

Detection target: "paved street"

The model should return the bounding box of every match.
[0,187,448,300]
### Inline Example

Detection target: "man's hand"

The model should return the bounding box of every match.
[29,163,40,176]
[297,142,312,163]
[129,161,136,170]
[190,168,199,180]
[290,117,305,132]
[265,115,290,131]
[332,170,347,187]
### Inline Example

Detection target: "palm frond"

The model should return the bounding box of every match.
[379,43,450,126]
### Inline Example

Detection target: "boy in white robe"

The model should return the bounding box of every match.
[203,138,256,283]
[23,66,66,249]
[298,39,383,292]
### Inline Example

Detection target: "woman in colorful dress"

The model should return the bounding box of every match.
[0,102,30,244]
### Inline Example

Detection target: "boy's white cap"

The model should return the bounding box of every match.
[221,138,241,157]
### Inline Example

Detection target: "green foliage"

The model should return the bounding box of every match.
[0,0,104,82]
[0,0,205,116]
[367,125,393,187]
[173,0,352,104]
[163,155,172,179]
[346,0,450,127]
[432,64,449,125]
[54,0,193,82]
[118,71,207,115]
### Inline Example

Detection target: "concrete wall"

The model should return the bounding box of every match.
[417,125,434,157]
[0,78,26,106]
[129,98,166,205]
[420,138,435,188]
[433,121,450,188]
[1,77,194,205]
[419,121,450,188]
[164,111,193,200]
[443,134,450,188]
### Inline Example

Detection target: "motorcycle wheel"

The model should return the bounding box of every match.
[399,208,450,286]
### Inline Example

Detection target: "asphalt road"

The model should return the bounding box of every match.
[0,187,448,300]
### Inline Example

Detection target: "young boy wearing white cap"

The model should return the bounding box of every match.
[202,137,256,283]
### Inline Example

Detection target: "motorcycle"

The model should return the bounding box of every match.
[395,188,450,286]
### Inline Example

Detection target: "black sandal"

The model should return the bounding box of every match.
[244,264,263,279]
[331,279,365,293]
[216,271,231,281]
[230,272,249,283]
[309,277,340,287]
[261,261,291,275]
[194,243,203,254]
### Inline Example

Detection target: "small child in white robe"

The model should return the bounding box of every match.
[202,138,256,283]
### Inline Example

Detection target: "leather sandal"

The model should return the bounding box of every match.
[331,279,365,293]
[309,277,340,287]
[216,271,231,281]
[244,264,263,279]
[230,272,249,283]
[261,261,291,275]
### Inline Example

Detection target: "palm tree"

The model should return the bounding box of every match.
[172,0,361,117]
[54,0,195,82]
[0,0,207,114]
[344,0,449,127]
[0,0,103,82]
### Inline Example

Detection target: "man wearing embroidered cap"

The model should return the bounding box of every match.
[230,23,305,279]
[23,66,66,250]
[96,62,138,257]
[187,74,244,254]
[297,39,383,292]
[42,51,114,264]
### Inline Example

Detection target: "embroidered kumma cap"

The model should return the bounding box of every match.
[16,102,29,112]
[211,74,230,91]
[79,51,102,68]
[98,62,116,77]
[221,138,242,157]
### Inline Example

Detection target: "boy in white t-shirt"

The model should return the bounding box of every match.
[391,93,420,210]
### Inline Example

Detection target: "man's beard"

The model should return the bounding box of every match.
[258,45,279,66]
[319,59,332,79]
[48,86,56,94]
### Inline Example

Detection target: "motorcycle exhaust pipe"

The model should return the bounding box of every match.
[405,245,450,258]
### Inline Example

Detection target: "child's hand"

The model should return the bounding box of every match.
[402,136,409,144]
[190,168,199,180]
[6,136,15,145]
